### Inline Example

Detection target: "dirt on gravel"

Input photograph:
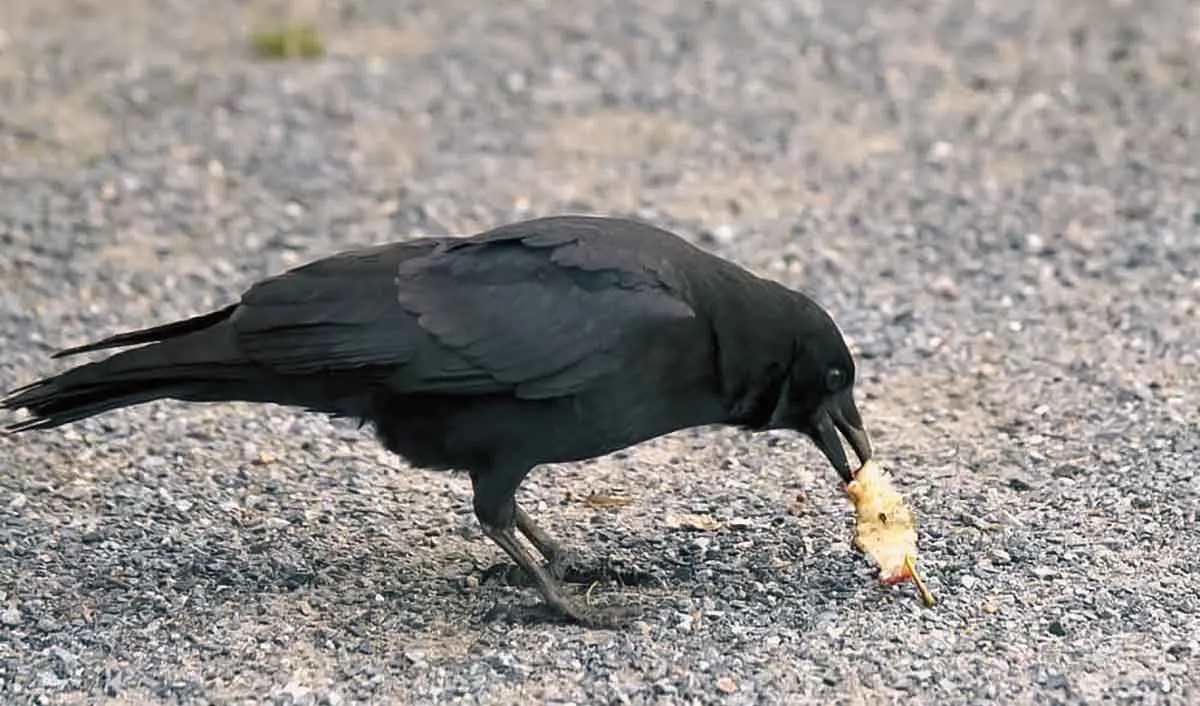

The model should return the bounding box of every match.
[1,0,1198,704]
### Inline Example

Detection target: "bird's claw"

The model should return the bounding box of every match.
[549,552,660,588]
[482,594,643,629]
[481,553,658,589]
[480,560,531,587]
[564,600,643,629]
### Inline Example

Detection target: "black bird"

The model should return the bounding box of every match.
[2,215,873,627]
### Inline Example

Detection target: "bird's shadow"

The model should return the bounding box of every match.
[477,552,664,591]
[469,532,871,629]
[37,512,871,636]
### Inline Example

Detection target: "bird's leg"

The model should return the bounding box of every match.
[513,504,658,587]
[471,470,640,629]
[513,504,570,569]
[478,523,638,628]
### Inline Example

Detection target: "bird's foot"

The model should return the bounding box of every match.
[484,589,644,629]
[557,597,643,629]
[481,552,659,589]
[480,561,532,587]
[545,550,660,588]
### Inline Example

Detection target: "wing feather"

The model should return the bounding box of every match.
[228,219,698,398]
[394,231,696,398]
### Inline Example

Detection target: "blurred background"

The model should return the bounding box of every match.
[1,0,1197,703]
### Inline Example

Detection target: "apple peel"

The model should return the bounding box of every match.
[845,460,936,607]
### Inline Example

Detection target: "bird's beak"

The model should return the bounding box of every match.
[809,389,873,484]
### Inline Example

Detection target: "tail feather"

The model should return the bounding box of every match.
[51,304,238,358]
[4,379,193,432]
[3,306,250,432]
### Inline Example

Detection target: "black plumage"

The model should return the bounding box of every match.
[2,215,873,626]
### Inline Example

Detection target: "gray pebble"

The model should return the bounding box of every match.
[1,607,21,626]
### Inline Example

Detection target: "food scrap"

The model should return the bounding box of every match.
[579,492,634,509]
[666,514,724,532]
[845,460,936,607]
[715,677,739,694]
[565,490,635,509]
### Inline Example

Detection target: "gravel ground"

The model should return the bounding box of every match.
[2,0,1198,703]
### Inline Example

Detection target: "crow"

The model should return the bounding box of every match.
[2,215,873,627]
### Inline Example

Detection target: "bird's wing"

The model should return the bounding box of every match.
[392,226,698,398]
[230,242,436,376]
[230,227,698,399]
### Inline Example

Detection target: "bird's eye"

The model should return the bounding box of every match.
[825,368,847,392]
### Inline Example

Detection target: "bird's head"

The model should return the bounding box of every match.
[766,301,873,484]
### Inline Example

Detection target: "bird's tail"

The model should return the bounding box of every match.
[2,305,259,432]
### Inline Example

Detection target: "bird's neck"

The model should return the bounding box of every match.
[700,276,798,428]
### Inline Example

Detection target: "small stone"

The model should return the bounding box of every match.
[716,677,738,694]
[1052,464,1085,479]
[707,225,737,245]
[1,607,21,626]
[51,646,77,669]
[929,141,954,161]
[929,275,959,299]
[284,681,311,702]
[960,574,978,589]
[1048,620,1067,637]
[7,493,27,511]
[654,680,678,696]
[1007,478,1033,491]
[503,71,528,93]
